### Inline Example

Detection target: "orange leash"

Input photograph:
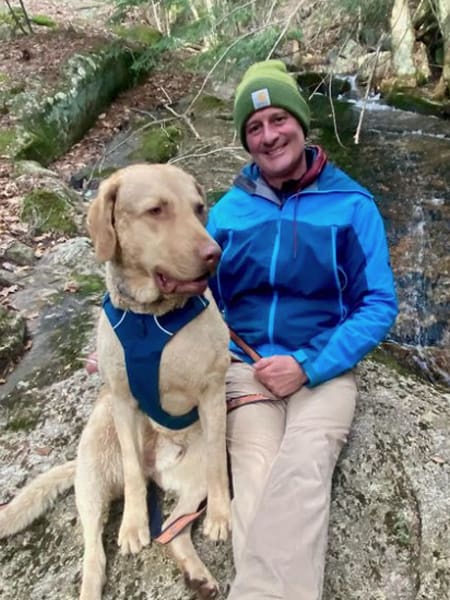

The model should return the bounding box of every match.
[152,330,266,545]
[229,328,261,362]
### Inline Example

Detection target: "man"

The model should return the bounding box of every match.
[206,60,398,600]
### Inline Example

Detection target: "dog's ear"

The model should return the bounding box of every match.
[194,180,206,201]
[87,174,120,262]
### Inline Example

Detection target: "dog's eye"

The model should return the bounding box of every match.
[148,206,162,216]
[195,204,205,216]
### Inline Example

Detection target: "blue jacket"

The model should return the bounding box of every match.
[207,148,398,387]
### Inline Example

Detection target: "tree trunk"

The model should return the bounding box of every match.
[437,0,450,96]
[390,0,417,80]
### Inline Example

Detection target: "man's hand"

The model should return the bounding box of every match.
[254,355,308,398]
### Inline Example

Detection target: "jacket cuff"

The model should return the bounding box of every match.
[292,350,319,388]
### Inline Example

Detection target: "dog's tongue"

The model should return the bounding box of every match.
[156,272,208,295]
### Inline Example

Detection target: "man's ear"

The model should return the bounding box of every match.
[87,173,120,262]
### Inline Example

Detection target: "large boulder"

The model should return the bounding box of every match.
[0,358,448,599]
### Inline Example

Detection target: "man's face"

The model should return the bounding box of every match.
[245,107,307,189]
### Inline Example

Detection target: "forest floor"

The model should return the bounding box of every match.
[0,0,198,277]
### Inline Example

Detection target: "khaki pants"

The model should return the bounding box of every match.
[226,360,357,600]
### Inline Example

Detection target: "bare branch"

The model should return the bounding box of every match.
[354,35,386,145]
[169,146,245,165]
[18,0,33,33]
[4,0,28,35]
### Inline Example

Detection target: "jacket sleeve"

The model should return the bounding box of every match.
[293,196,398,386]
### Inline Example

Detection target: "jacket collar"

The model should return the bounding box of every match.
[233,145,328,204]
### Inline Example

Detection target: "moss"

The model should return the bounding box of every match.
[31,15,57,28]
[73,273,105,299]
[21,189,77,235]
[112,24,162,46]
[0,129,15,154]
[380,83,450,118]
[130,125,182,163]
[384,510,412,548]
[0,306,27,375]
[49,311,94,372]
[5,411,40,432]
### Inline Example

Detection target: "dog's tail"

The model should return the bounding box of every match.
[0,460,76,538]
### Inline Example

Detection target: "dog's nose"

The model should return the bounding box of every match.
[199,242,221,268]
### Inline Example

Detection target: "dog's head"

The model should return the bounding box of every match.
[87,164,221,308]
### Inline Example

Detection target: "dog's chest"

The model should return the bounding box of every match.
[158,324,224,411]
[102,295,228,425]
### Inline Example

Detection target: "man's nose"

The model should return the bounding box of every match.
[262,123,278,145]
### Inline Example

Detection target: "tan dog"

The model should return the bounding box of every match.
[0,164,231,600]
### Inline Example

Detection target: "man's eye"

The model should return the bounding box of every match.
[148,206,162,216]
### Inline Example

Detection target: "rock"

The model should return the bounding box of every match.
[14,160,59,178]
[0,268,19,287]
[0,306,27,377]
[0,359,448,599]
[20,185,81,236]
[129,124,183,163]
[357,51,394,85]
[3,241,35,267]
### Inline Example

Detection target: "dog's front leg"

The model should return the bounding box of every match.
[198,383,231,542]
[111,395,150,554]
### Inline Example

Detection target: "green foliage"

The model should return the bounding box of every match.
[112,23,162,45]
[338,0,393,44]
[286,28,304,42]
[108,0,284,80]
[30,15,57,28]
[188,26,281,75]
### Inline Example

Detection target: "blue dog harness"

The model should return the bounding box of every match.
[103,293,209,429]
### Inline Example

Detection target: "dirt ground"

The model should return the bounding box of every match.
[0,0,199,283]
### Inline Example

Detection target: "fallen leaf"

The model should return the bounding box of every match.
[431,456,445,465]
[35,447,52,456]
[64,280,80,293]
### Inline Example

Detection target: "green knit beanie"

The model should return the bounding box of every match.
[233,60,311,150]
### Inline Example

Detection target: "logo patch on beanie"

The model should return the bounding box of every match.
[251,88,271,110]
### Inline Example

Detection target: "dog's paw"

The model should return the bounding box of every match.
[118,516,150,554]
[184,571,219,599]
[203,506,231,542]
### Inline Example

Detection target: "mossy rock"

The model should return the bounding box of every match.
[21,188,78,235]
[380,82,450,118]
[112,24,162,46]
[296,72,351,97]
[0,306,27,377]
[13,43,148,165]
[130,125,182,163]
